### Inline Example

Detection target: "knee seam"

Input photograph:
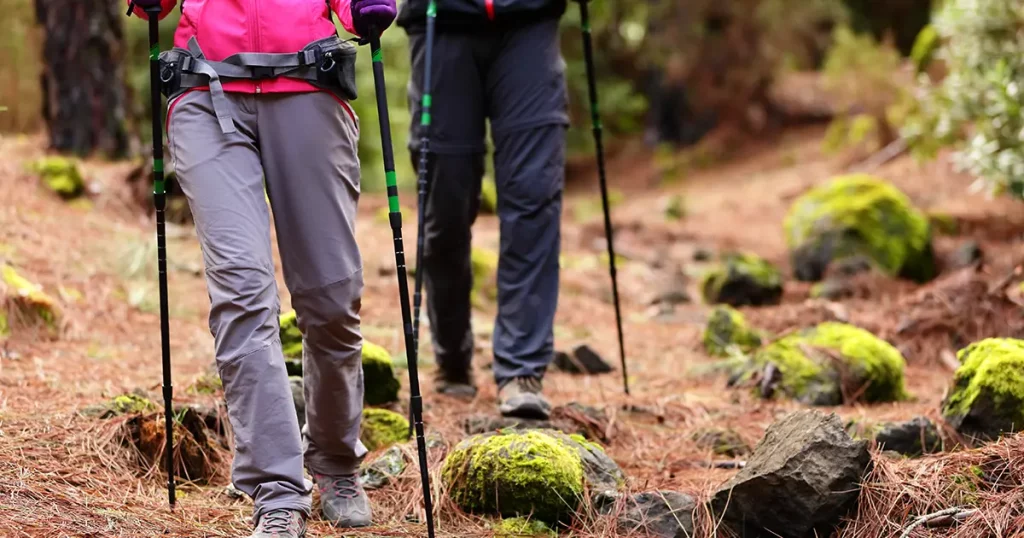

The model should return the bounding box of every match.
[217,340,280,370]
[289,268,362,298]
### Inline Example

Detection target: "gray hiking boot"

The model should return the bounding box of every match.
[315,474,372,528]
[498,376,552,420]
[250,509,306,538]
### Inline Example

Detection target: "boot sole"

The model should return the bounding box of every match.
[499,394,552,420]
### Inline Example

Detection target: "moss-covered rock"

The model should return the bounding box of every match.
[481,178,498,215]
[703,305,763,357]
[31,156,85,199]
[784,174,936,282]
[471,247,499,305]
[81,393,158,419]
[360,444,406,490]
[442,430,586,523]
[279,310,303,361]
[360,408,409,451]
[745,322,908,406]
[941,338,1024,442]
[700,252,784,307]
[279,310,400,405]
[494,517,556,537]
[1,265,61,335]
[362,341,401,405]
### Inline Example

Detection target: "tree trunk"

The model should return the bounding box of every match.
[35,0,130,158]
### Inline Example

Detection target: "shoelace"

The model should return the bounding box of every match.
[516,376,542,393]
[259,509,293,533]
[318,474,361,499]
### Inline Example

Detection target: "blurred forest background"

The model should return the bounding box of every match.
[2,0,1023,200]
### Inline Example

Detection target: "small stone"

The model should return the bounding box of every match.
[810,278,854,301]
[617,491,696,538]
[832,256,873,277]
[710,410,871,538]
[360,445,406,490]
[946,240,983,270]
[874,416,941,456]
[223,484,246,500]
[553,344,614,375]
[463,415,553,435]
[941,338,1024,442]
[690,427,751,457]
[693,247,714,262]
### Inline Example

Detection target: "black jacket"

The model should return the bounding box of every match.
[396,0,567,32]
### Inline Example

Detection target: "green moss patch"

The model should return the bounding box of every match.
[31,156,85,199]
[784,174,935,282]
[941,338,1024,441]
[700,252,784,307]
[442,430,586,523]
[703,305,763,357]
[494,517,556,537]
[362,340,401,405]
[361,408,409,451]
[746,322,908,405]
[1,264,61,336]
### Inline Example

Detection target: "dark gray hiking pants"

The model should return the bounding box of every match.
[167,89,367,524]
[406,18,569,385]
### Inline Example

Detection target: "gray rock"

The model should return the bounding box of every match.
[618,491,696,538]
[463,415,553,435]
[811,278,854,301]
[710,410,871,538]
[946,240,983,270]
[464,403,611,443]
[542,430,625,493]
[874,416,941,457]
[691,427,751,457]
[553,345,614,375]
[360,445,406,490]
[289,376,305,429]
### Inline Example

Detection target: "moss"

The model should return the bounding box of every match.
[751,322,908,405]
[1,265,60,333]
[702,305,763,357]
[784,175,935,282]
[471,247,499,305]
[279,310,303,359]
[481,178,498,215]
[494,517,556,537]
[941,338,1024,440]
[31,156,84,199]
[110,394,158,415]
[442,430,585,523]
[360,408,409,451]
[700,252,783,307]
[187,373,222,395]
[663,194,686,221]
[362,341,401,405]
[0,312,7,339]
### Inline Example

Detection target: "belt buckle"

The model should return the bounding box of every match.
[251,66,275,80]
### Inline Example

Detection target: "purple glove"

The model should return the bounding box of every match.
[351,0,397,38]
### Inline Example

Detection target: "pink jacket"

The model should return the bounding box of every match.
[129,0,361,95]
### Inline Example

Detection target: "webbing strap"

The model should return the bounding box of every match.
[186,38,237,134]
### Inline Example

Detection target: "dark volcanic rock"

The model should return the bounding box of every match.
[553,345,614,375]
[617,491,696,538]
[710,410,871,538]
[875,416,942,456]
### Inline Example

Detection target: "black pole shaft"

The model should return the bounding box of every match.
[145,6,176,508]
[410,0,436,439]
[368,34,436,538]
[577,0,629,395]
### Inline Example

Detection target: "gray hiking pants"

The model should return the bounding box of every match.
[406,18,569,386]
[167,89,367,523]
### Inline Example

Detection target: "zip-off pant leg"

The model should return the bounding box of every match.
[256,91,368,478]
[167,90,311,524]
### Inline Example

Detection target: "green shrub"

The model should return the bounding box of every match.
[904,0,1024,199]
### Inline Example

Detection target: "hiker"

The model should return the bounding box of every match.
[397,0,570,419]
[127,0,397,536]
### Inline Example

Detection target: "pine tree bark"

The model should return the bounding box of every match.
[35,0,130,158]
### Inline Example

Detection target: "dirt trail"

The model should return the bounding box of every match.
[0,128,1021,537]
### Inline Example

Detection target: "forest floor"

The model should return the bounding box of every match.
[1,125,1023,537]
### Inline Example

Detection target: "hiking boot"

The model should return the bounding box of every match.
[434,375,478,400]
[249,509,306,538]
[315,474,372,528]
[498,376,552,420]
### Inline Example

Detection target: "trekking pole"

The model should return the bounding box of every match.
[127,0,176,508]
[366,30,436,538]
[409,0,437,440]
[574,0,629,395]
